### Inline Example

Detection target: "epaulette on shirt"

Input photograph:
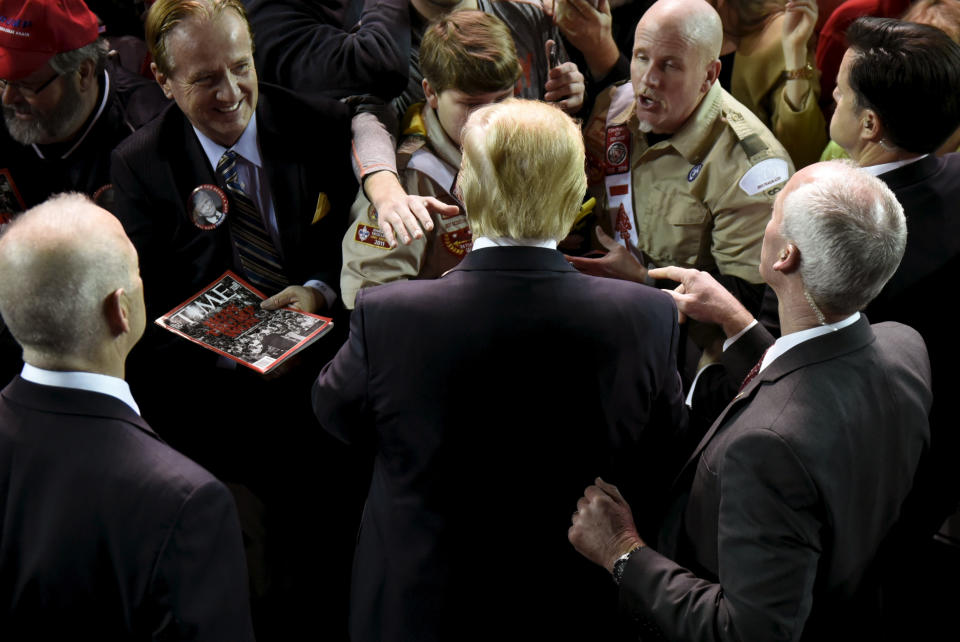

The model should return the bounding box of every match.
[722,105,773,163]
[720,102,791,198]
[397,102,429,174]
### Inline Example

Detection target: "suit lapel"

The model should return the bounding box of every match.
[255,94,303,262]
[671,316,877,490]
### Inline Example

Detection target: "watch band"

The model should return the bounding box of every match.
[612,543,645,586]
[784,62,814,81]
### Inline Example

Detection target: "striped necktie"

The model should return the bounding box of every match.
[216,150,288,294]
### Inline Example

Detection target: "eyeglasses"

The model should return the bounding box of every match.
[0,71,63,98]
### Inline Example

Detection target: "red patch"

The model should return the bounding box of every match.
[441,228,472,257]
[615,204,633,242]
[354,223,390,250]
[609,184,629,196]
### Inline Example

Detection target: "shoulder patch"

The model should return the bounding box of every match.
[739,158,790,196]
[353,222,390,250]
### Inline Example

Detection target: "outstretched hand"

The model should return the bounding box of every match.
[647,266,754,335]
[261,285,326,314]
[364,171,459,247]
[567,227,647,283]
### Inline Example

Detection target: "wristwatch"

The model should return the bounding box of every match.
[612,543,645,586]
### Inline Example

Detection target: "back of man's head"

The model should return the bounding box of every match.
[781,161,906,316]
[0,193,139,367]
[457,99,586,241]
[420,10,521,96]
[846,17,960,153]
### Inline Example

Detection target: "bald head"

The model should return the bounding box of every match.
[0,194,144,369]
[640,0,724,65]
[631,0,724,134]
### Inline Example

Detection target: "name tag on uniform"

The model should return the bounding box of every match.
[739,159,789,196]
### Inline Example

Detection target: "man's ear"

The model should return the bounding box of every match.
[859,108,883,144]
[773,243,800,274]
[76,58,97,92]
[151,61,175,100]
[701,59,721,94]
[422,78,440,110]
[104,288,131,337]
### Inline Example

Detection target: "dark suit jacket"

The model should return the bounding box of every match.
[619,317,932,642]
[111,81,356,321]
[245,0,410,101]
[313,246,688,642]
[0,376,253,641]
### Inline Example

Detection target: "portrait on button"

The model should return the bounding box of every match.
[189,185,228,230]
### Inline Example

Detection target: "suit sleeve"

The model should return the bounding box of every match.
[149,480,255,641]
[312,292,374,446]
[619,429,821,642]
[248,0,410,101]
[110,146,174,320]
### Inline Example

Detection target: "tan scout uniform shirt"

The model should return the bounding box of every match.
[340,103,472,309]
[584,81,794,284]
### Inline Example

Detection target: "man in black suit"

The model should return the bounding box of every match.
[109,0,360,636]
[313,99,687,642]
[828,18,960,635]
[111,0,355,321]
[0,193,253,640]
[569,161,931,641]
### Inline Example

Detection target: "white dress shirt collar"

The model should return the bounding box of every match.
[21,363,141,415]
[471,236,558,250]
[859,155,926,177]
[194,112,263,170]
[760,312,860,373]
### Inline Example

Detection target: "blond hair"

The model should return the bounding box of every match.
[458,100,586,241]
[146,0,253,75]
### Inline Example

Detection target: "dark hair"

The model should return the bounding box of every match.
[846,17,960,153]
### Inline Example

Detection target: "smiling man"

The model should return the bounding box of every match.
[576,0,793,317]
[108,1,359,636]
[112,0,355,320]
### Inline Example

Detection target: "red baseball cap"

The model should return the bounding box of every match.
[0,0,100,81]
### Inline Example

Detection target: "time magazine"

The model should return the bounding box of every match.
[155,271,333,373]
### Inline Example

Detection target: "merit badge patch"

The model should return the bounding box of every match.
[687,162,703,182]
[605,124,630,175]
[354,223,390,250]
[738,158,789,196]
[442,229,472,257]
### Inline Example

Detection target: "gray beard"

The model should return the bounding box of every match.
[3,76,88,145]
